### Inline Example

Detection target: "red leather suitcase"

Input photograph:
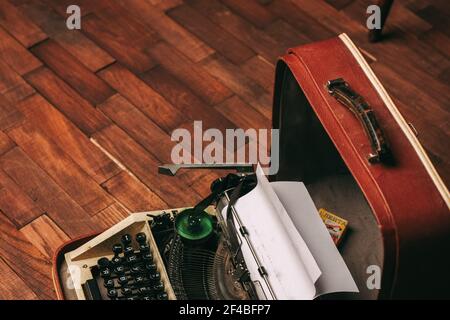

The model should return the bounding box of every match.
[273,33,450,299]
[53,34,449,300]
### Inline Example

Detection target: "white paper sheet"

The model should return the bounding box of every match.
[271,181,359,296]
[221,165,358,299]
[222,165,319,300]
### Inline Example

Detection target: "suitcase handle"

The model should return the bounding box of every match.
[327,78,390,164]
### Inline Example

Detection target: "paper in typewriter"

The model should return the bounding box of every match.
[222,165,358,299]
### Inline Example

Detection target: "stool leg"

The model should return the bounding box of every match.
[368,0,394,42]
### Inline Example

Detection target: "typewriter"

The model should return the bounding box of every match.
[61,164,358,300]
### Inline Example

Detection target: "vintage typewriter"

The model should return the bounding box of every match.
[61,164,288,300]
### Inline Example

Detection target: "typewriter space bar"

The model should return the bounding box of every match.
[83,279,103,300]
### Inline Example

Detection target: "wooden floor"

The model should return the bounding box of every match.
[0,0,448,299]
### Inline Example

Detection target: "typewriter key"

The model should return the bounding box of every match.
[126,254,138,264]
[135,275,145,284]
[153,283,164,292]
[124,245,134,256]
[139,243,150,252]
[136,232,147,244]
[100,267,111,278]
[149,272,160,281]
[118,275,128,286]
[114,265,125,274]
[112,244,123,254]
[97,257,110,268]
[104,278,115,288]
[142,296,153,301]
[142,252,153,261]
[144,262,157,273]
[121,234,132,245]
[121,287,132,296]
[139,287,151,294]
[130,265,142,274]
[107,288,118,299]
[156,293,168,300]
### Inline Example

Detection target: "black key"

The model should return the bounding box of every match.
[156,293,168,300]
[104,278,115,288]
[139,286,152,294]
[149,272,160,281]
[111,256,122,265]
[135,275,145,284]
[144,262,157,273]
[118,275,128,286]
[142,295,153,301]
[124,245,134,256]
[121,234,132,246]
[121,287,133,296]
[136,232,147,244]
[126,254,138,264]
[83,279,102,300]
[115,265,125,274]
[153,283,164,292]
[107,288,118,299]
[139,243,150,252]
[112,243,123,255]
[131,265,142,275]
[100,268,111,278]
[142,252,153,261]
[97,257,110,268]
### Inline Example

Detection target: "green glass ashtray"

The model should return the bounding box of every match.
[174,208,214,241]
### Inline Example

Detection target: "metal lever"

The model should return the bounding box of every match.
[327,78,391,164]
[158,163,254,176]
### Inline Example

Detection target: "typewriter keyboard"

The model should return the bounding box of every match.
[92,232,169,300]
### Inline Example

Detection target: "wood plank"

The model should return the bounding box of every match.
[221,0,276,28]
[20,214,70,260]
[0,147,100,237]
[95,2,161,51]
[0,256,39,299]
[141,66,237,132]
[92,202,130,230]
[0,93,24,131]
[102,171,167,212]
[0,131,15,155]
[18,1,115,72]
[0,26,42,75]
[167,3,255,64]
[82,13,156,73]
[0,212,55,299]
[7,121,114,215]
[201,55,272,118]
[215,95,271,130]
[30,39,115,105]
[24,67,111,135]
[187,0,282,63]
[92,124,201,208]
[16,94,121,184]
[0,0,47,48]
[0,59,34,104]
[52,30,116,73]
[98,94,176,163]
[0,168,42,227]
[115,0,214,63]
[149,0,183,11]
[97,64,186,133]
[148,42,232,106]
[240,55,274,92]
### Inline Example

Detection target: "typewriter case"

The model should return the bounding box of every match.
[272,33,450,299]
[53,34,449,300]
